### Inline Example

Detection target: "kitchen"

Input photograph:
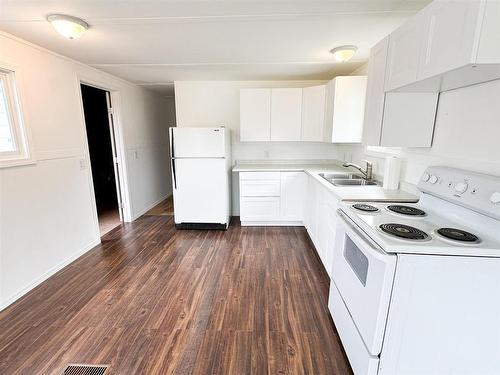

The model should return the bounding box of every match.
[1,1,499,374]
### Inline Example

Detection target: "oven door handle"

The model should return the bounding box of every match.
[336,209,391,262]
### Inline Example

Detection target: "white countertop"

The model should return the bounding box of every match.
[233,162,419,203]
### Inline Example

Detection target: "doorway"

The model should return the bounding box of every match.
[80,84,124,236]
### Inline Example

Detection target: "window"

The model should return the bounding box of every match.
[0,68,32,167]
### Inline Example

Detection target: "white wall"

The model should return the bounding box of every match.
[344,78,500,193]
[0,32,174,309]
[174,81,346,214]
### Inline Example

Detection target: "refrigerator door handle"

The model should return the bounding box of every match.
[172,158,177,189]
[170,128,177,189]
[170,128,175,158]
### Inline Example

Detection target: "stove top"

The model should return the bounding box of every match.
[379,223,430,241]
[340,197,500,257]
[436,228,480,243]
[352,203,379,212]
[386,205,426,216]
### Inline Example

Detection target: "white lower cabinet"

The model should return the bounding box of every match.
[304,175,318,242]
[304,175,339,274]
[280,172,307,221]
[316,187,330,264]
[324,196,339,277]
[240,196,280,221]
[240,171,339,273]
[239,171,306,225]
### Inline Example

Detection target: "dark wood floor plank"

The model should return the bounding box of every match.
[0,209,352,374]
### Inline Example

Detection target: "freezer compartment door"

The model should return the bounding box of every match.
[171,127,226,158]
[173,158,228,224]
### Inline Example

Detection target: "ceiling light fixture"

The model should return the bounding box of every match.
[47,14,89,39]
[330,45,358,62]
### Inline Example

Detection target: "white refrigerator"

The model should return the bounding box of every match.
[169,127,231,229]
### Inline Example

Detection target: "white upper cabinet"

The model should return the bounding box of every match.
[240,89,271,141]
[301,85,326,142]
[364,35,439,148]
[476,1,500,63]
[380,92,438,147]
[385,13,424,91]
[384,0,499,92]
[363,36,389,146]
[270,88,303,141]
[324,76,367,143]
[240,82,367,144]
[418,0,484,81]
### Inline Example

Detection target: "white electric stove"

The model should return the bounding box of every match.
[328,166,500,375]
[341,166,500,257]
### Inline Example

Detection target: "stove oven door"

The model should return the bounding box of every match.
[331,209,397,356]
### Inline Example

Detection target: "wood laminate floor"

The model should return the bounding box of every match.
[0,208,352,374]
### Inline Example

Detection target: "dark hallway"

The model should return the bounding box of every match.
[81,84,121,235]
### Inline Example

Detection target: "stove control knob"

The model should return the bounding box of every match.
[422,173,430,182]
[490,192,500,205]
[454,181,468,194]
[429,175,438,184]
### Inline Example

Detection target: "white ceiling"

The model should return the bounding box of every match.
[0,1,431,96]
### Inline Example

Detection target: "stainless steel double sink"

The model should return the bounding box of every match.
[319,172,378,187]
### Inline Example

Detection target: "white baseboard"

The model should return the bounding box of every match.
[0,237,100,312]
[129,192,172,222]
[240,220,304,227]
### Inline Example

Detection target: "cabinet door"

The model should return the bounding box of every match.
[240,180,281,197]
[418,0,484,81]
[280,172,307,221]
[301,85,326,142]
[329,76,368,143]
[316,186,330,267]
[324,196,339,277]
[270,88,302,141]
[385,13,424,91]
[363,37,389,146]
[240,89,271,141]
[380,92,438,147]
[240,197,280,221]
[323,79,336,142]
[305,176,318,241]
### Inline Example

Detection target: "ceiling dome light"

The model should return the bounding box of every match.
[47,14,89,39]
[330,45,358,62]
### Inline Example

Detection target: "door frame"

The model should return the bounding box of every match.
[76,75,132,239]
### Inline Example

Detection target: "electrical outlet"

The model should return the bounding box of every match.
[79,158,87,170]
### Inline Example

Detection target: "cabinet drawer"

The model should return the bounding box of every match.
[240,180,281,197]
[329,283,379,375]
[240,197,280,220]
[239,172,281,180]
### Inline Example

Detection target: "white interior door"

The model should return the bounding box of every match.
[105,91,124,221]
[172,127,225,157]
[173,158,227,224]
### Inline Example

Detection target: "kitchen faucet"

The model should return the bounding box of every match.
[343,160,373,180]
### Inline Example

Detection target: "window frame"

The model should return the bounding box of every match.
[0,65,34,168]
